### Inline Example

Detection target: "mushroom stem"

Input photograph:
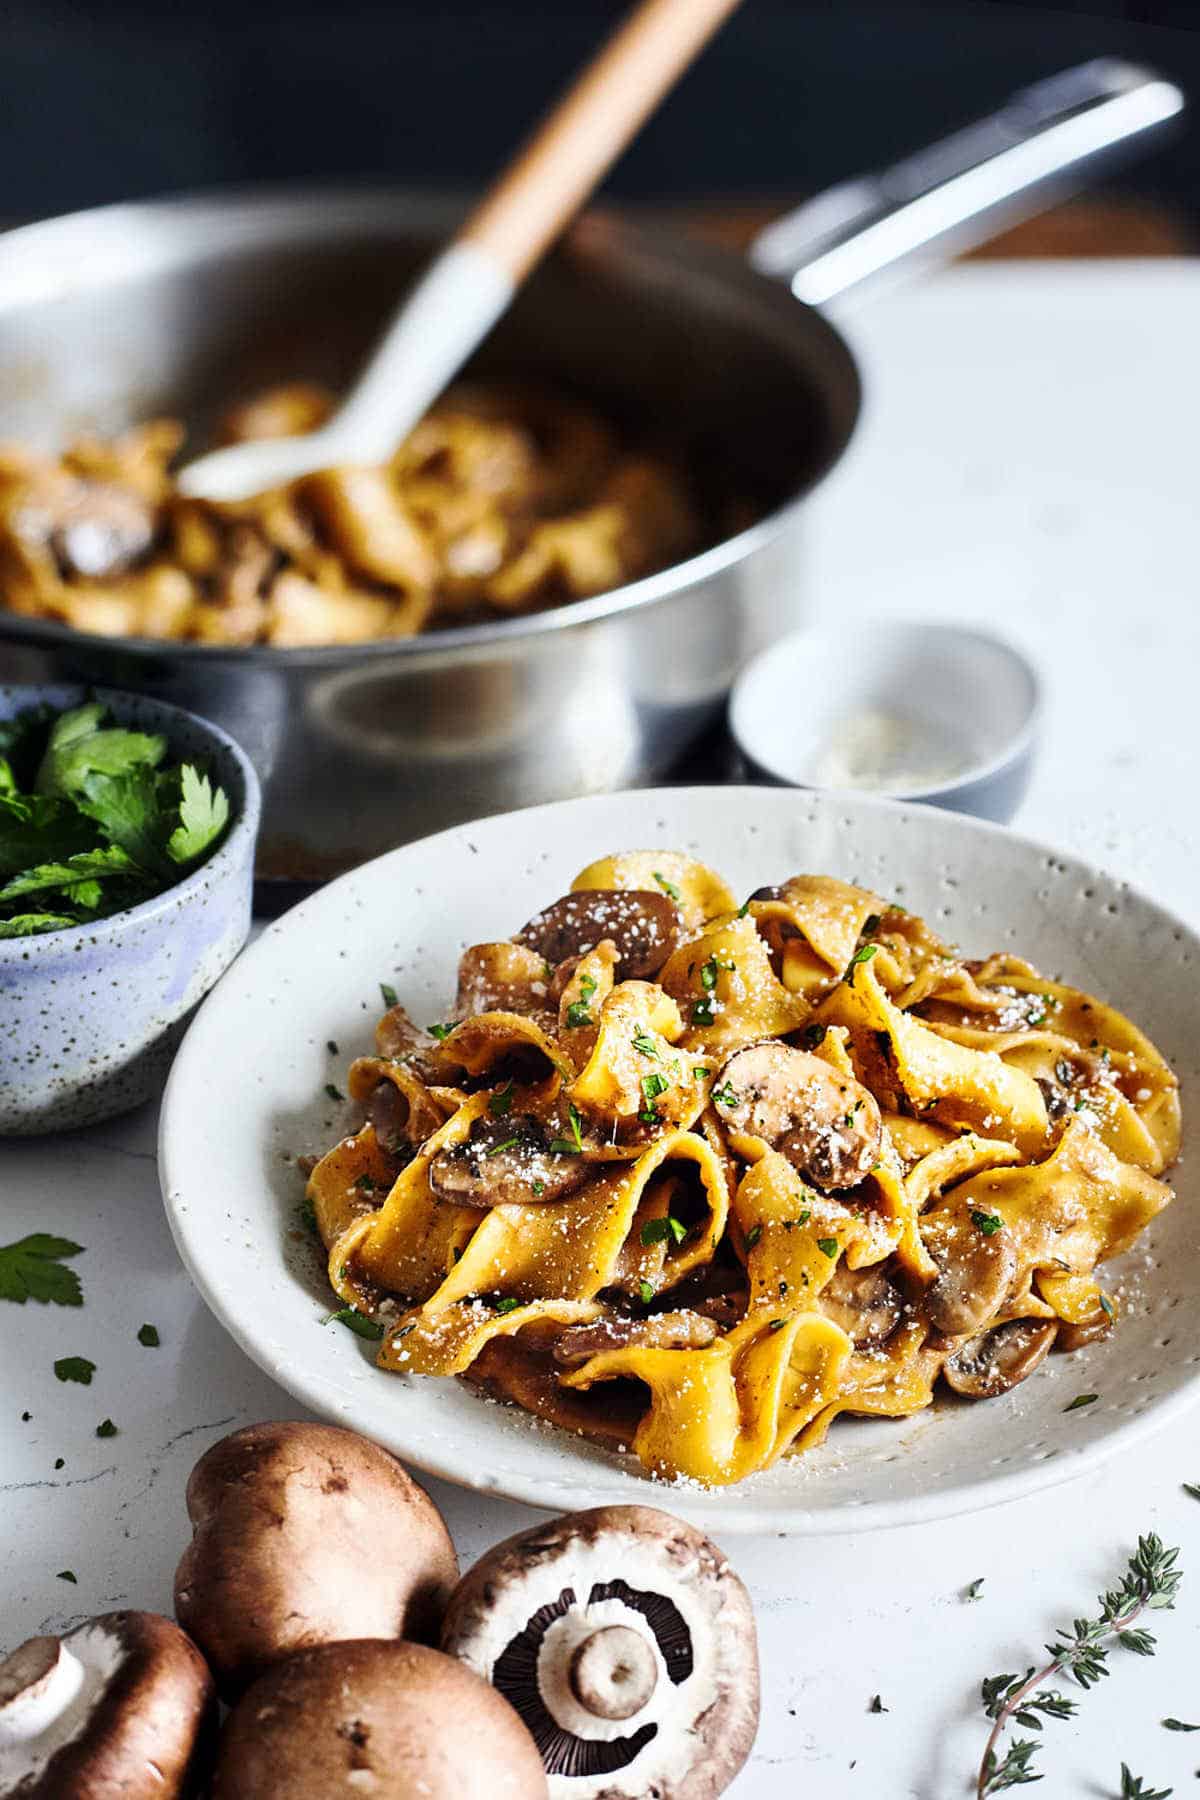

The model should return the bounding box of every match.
[0,1637,90,1753]
[568,1625,658,1721]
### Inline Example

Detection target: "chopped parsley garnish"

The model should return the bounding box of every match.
[737,898,751,917]
[137,1323,160,1348]
[565,999,593,1029]
[549,1102,585,1156]
[54,1356,95,1385]
[296,1197,319,1237]
[844,1099,863,1126]
[95,1418,118,1438]
[325,1307,385,1340]
[0,1234,85,1307]
[653,870,681,901]
[1162,1719,1199,1732]
[380,981,398,1010]
[1099,1293,1116,1321]
[745,1223,763,1250]
[693,1065,710,1080]
[802,1023,828,1050]
[816,1237,839,1258]
[1182,1481,1200,1501]
[971,1210,1005,1237]
[641,1216,687,1247]
[0,701,233,938]
[326,1039,339,1056]
[56,1569,77,1584]
[1063,1392,1099,1412]
[532,1180,545,1197]
[710,1081,738,1108]
[690,997,715,1028]
[632,1029,660,1059]
[427,1022,454,1041]
[638,1279,655,1306]
[768,1318,786,1332]
[324,1084,343,1103]
[868,1694,888,1714]
[844,943,877,983]
[493,1296,522,1315]
[354,1173,380,1193]
[862,913,881,938]
[488,1082,515,1117]
[964,1577,985,1601]
[484,1136,520,1159]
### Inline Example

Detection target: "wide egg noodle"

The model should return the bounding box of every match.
[570,849,736,932]
[658,913,808,1055]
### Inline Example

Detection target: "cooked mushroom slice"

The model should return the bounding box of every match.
[552,1310,718,1368]
[818,1263,904,1348]
[212,1640,547,1800]
[717,1041,882,1190]
[365,1079,417,1155]
[943,1318,1058,1399]
[441,1504,759,1799]
[428,1115,590,1209]
[1056,1315,1114,1352]
[175,1421,458,1700]
[921,1214,1018,1339]
[517,889,681,981]
[0,1611,215,1799]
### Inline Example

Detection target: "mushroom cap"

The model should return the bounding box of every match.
[943,1318,1059,1398]
[516,891,681,982]
[0,1610,215,1799]
[211,1639,548,1800]
[174,1420,458,1700]
[715,1042,881,1192]
[441,1505,759,1800]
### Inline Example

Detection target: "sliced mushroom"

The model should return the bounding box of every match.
[921,1213,1018,1339]
[943,1318,1058,1398]
[716,1041,882,1190]
[428,1115,590,1209]
[0,1611,215,1798]
[818,1263,904,1348]
[1056,1315,1114,1352]
[517,889,681,981]
[212,1640,547,1799]
[441,1505,759,1798]
[552,1310,717,1368]
[175,1421,458,1701]
[364,1080,419,1156]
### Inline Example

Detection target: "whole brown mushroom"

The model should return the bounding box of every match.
[441,1505,759,1799]
[211,1639,548,1799]
[0,1610,214,1799]
[175,1420,458,1700]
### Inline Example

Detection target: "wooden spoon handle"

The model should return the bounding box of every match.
[461,0,743,284]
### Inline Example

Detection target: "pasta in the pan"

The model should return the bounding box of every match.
[306,852,1180,1487]
[0,383,703,646]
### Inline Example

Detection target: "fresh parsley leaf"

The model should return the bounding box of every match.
[816,1237,839,1258]
[745,1223,763,1249]
[1161,1719,1198,1732]
[632,1029,660,1059]
[493,1296,522,1315]
[74,766,171,876]
[0,793,99,879]
[136,1323,160,1347]
[868,1695,888,1713]
[710,1081,738,1107]
[1182,1481,1200,1501]
[0,912,83,938]
[1063,1393,1099,1412]
[95,1418,118,1438]
[641,1216,687,1247]
[691,997,715,1027]
[53,1356,96,1385]
[652,870,681,901]
[565,998,593,1028]
[0,844,137,904]
[972,1210,1005,1237]
[56,1569,77,1584]
[488,1082,515,1118]
[638,1279,655,1305]
[427,1022,453,1041]
[379,981,399,1010]
[844,943,877,984]
[0,1234,85,1306]
[484,1136,520,1159]
[965,1577,986,1601]
[325,1307,385,1340]
[36,703,166,799]
[324,1084,344,1103]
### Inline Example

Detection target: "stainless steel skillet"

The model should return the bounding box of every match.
[0,59,1179,880]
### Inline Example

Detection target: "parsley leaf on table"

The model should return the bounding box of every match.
[0,1235,85,1306]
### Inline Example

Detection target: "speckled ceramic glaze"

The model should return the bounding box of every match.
[1,685,259,1134]
[160,786,1200,1534]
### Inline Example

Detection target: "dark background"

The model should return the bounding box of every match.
[2,2,1198,223]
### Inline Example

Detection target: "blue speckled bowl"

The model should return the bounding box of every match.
[0,685,260,1134]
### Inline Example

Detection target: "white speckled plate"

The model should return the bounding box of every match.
[159,787,1200,1534]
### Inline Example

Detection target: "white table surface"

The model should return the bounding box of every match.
[4,262,1200,1799]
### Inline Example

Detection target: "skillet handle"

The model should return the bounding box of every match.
[749,59,1184,307]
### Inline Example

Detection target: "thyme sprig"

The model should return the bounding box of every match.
[977,1534,1183,1797]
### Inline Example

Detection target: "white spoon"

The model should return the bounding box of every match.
[177,0,742,503]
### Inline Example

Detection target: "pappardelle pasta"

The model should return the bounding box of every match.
[0,384,702,646]
[306,852,1180,1488]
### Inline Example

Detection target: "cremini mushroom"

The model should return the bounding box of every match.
[175,1421,458,1700]
[441,1504,759,1799]
[0,1611,214,1799]
[211,1640,547,1799]
[552,1310,718,1368]
[517,890,681,981]
[921,1213,1018,1339]
[818,1263,904,1348]
[943,1318,1059,1398]
[428,1115,590,1208]
[716,1041,882,1190]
